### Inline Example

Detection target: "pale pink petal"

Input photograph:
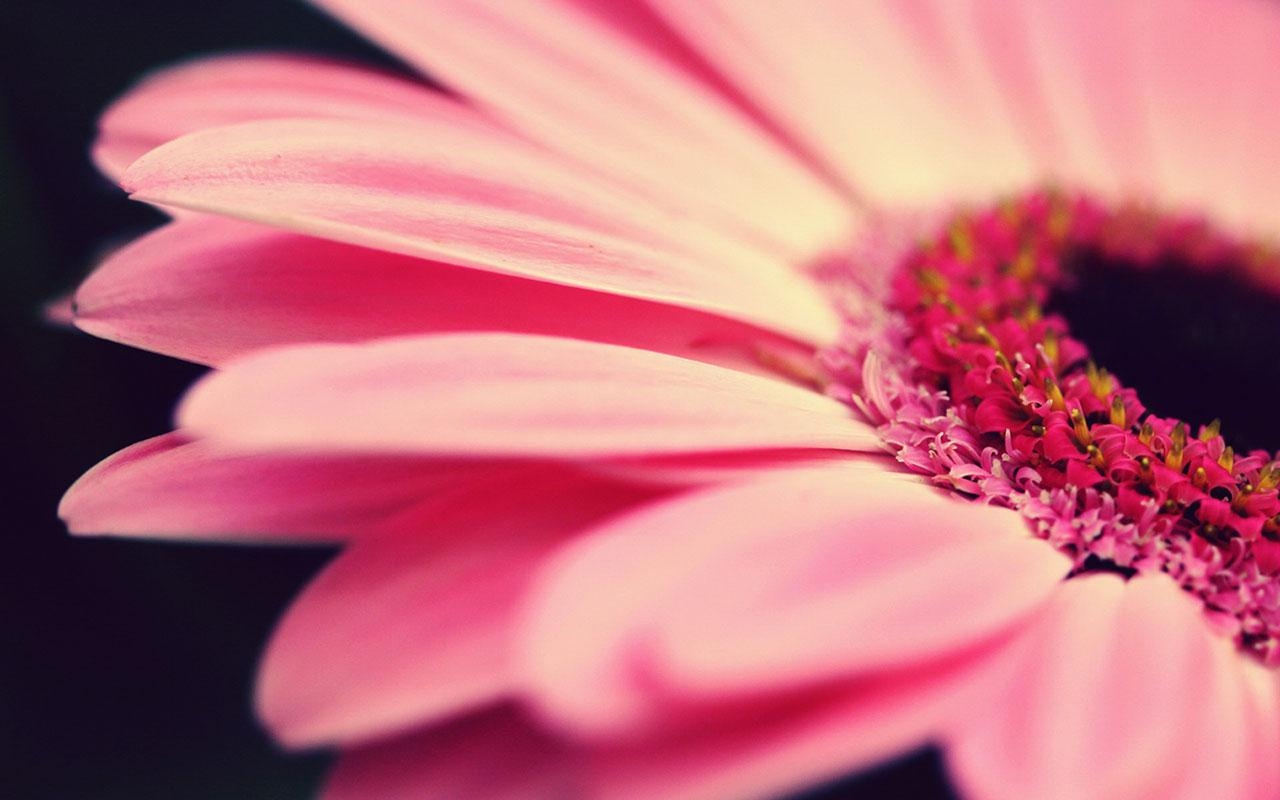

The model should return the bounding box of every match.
[970,1,1149,201]
[591,646,1000,800]
[1239,665,1280,800]
[259,471,660,748]
[322,707,572,800]
[58,432,495,542]
[644,1,1038,204]
[74,215,802,367]
[121,118,840,344]
[177,333,878,459]
[519,464,1061,735]
[946,575,1223,800]
[93,53,481,181]
[309,0,854,262]
[1119,0,1280,235]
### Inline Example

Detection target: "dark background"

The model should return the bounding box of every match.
[1,2,953,798]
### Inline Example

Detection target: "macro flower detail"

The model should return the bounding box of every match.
[59,2,1280,799]
[829,191,1280,665]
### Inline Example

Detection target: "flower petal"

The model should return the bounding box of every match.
[309,0,854,262]
[178,333,878,458]
[946,575,1225,800]
[258,470,660,747]
[74,215,801,367]
[645,1,1038,203]
[94,53,477,180]
[1119,0,1280,235]
[58,432,484,542]
[519,464,1061,734]
[589,649,997,800]
[322,707,571,800]
[972,1,1149,201]
[122,118,840,344]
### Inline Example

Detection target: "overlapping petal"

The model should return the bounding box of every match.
[309,0,855,262]
[177,333,879,458]
[258,470,662,747]
[74,215,799,367]
[60,432,483,542]
[945,576,1266,800]
[94,53,480,180]
[519,465,1062,735]
[643,0,1038,203]
[121,117,840,344]
[322,707,572,800]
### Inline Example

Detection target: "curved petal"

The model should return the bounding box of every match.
[946,575,1227,800]
[644,0,1038,204]
[518,464,1061,735]
[258,470,662,747]
[322,707,572,800]
[309,0,854,262]
[74,215,802,367]
[94,53,478,180]
[177,333,878,459]
[58,432,490,542]
[588,644,999,800]
[121,118,840,344]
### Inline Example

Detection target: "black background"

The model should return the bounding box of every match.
[1,2,954,798]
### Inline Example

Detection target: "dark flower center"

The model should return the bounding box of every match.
[1052,245,1280,453]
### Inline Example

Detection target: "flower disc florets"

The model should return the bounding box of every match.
[827,190,1280,665]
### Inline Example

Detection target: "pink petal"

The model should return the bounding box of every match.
[58,432,491,542]
[177,333,878,459]
[946,575,1229,800]
[969,1,1148,202]
[519,464,1062,735]
[645,1,1038,203]
[74,215,802,367]
[1239,664,1280,800]
[121,117,840,344]
[259,470,660,747]
[1118,0,1280,235]
[310,0,853,262]
[322,707,572,800]
[589,646,1001,800]
[94,53,480,180]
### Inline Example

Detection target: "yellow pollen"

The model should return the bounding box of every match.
[1200,418,1221,441]
[1012,248,1037,281]
[1109,395,1127,427]
[1193,466,1208,489]
[1086,443,1105,468]
[1167,423,1188,470]
[1045,377,1067,412]
[949,221,975,262]
[1042,329,1060,366]
[1070,407,1092,444]
[1259,463,1280,491]
[1085,361,1116,399]
[1220,446,1236,472]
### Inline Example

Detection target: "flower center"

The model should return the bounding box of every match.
[1051,236,1280,454]
[825,190,1280,666]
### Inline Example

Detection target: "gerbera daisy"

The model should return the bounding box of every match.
[60,1,1280,798]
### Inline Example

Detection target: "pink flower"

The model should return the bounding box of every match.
[60,2,1280,798]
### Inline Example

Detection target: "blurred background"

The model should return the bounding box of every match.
[1,2,954,797]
